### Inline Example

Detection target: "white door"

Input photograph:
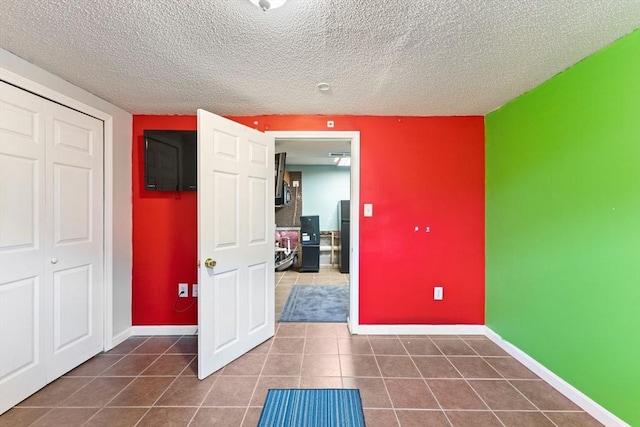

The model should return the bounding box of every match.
[45,101,104,379]
[0,82,48,414]
[0,82,104,413]
[197,109,274,379]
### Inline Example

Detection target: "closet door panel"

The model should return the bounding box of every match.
[45,102,103,380]
[0,82,47,414]
[53,164,91,244]
[53,265,91,351]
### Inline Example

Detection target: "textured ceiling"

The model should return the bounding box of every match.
[1,1,638,116]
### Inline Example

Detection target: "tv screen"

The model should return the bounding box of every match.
[144,130,197,191]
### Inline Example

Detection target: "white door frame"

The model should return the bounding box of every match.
[267,131,360,332]
[0,69,115,349]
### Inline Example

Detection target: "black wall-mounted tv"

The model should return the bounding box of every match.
[144,130,197,191]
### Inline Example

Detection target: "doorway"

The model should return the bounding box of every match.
[268,131,360,332]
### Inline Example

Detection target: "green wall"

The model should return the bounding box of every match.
[486,29,640,426]
[289,165,350,230]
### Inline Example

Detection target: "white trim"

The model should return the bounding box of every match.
[111,327,133,348]
[349,132,360,333]
[0,67,115,352]
[0,69,115,120]
[354,324,486,335]
[266,131,361,332]
[102,117,114,350]
[132,325,198,336]
[485,327,630,427]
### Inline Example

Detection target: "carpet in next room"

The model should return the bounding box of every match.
[279,285,349,322]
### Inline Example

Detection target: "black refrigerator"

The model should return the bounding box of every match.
[300,215,320,272]
[339,200,350,274]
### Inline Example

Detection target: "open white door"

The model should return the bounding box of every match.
[197,109,275,380]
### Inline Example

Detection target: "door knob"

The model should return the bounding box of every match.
[50,258,58,264]
[204,258,216,269]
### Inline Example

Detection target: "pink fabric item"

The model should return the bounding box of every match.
[275,230,299,249]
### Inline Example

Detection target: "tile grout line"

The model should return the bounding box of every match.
[21,338,146,427]
[332,332,344,389]
[78,335,163,426]
[469,352,558,427]
[368,335,403,427]
[85,337,166,426]
[443,338,510,427]
[237,336,274,427]
[298,323,309,388]
[459,334,558,425]
[23,406,54,426]
[405,336,455,427]
[179,352,206,427]
[503,378,561,427]
[134,336,200,427]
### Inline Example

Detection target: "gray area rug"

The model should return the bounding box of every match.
[279,285,349,322]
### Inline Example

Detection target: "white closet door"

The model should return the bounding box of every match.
[0,82,48,413]
[0,82,104,413]
[45,101,103,380]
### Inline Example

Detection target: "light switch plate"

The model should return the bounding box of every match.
[434,286,443,300]
[364,203,373,217]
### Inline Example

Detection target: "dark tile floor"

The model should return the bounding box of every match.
[0,268,603,426]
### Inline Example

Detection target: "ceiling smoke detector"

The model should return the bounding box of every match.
[250,0,288,11]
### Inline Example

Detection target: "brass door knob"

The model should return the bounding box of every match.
[204,258,217,269]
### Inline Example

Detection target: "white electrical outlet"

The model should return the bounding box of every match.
[192,284,198,298]
[434,286,443,300]
[178,283,188,298]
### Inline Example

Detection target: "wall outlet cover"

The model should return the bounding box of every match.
[178,283,189,297]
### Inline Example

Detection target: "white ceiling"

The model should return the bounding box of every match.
[276,138,351,165]
[1,1,638,118]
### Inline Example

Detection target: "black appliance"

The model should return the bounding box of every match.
[144,130,197,191]
[339,200,350,274]
[275,153,291,206]
[300,215,320,272]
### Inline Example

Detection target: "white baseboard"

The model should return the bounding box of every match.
[131,325,198,336]
[352,324,485,335]
[485,327,629,427]
[110,327,132,350]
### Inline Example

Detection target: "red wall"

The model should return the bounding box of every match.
[132,115,485,325]
[133,116,198,325]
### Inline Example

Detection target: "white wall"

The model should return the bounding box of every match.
[0,48,133,345]
[289,165,350,230]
